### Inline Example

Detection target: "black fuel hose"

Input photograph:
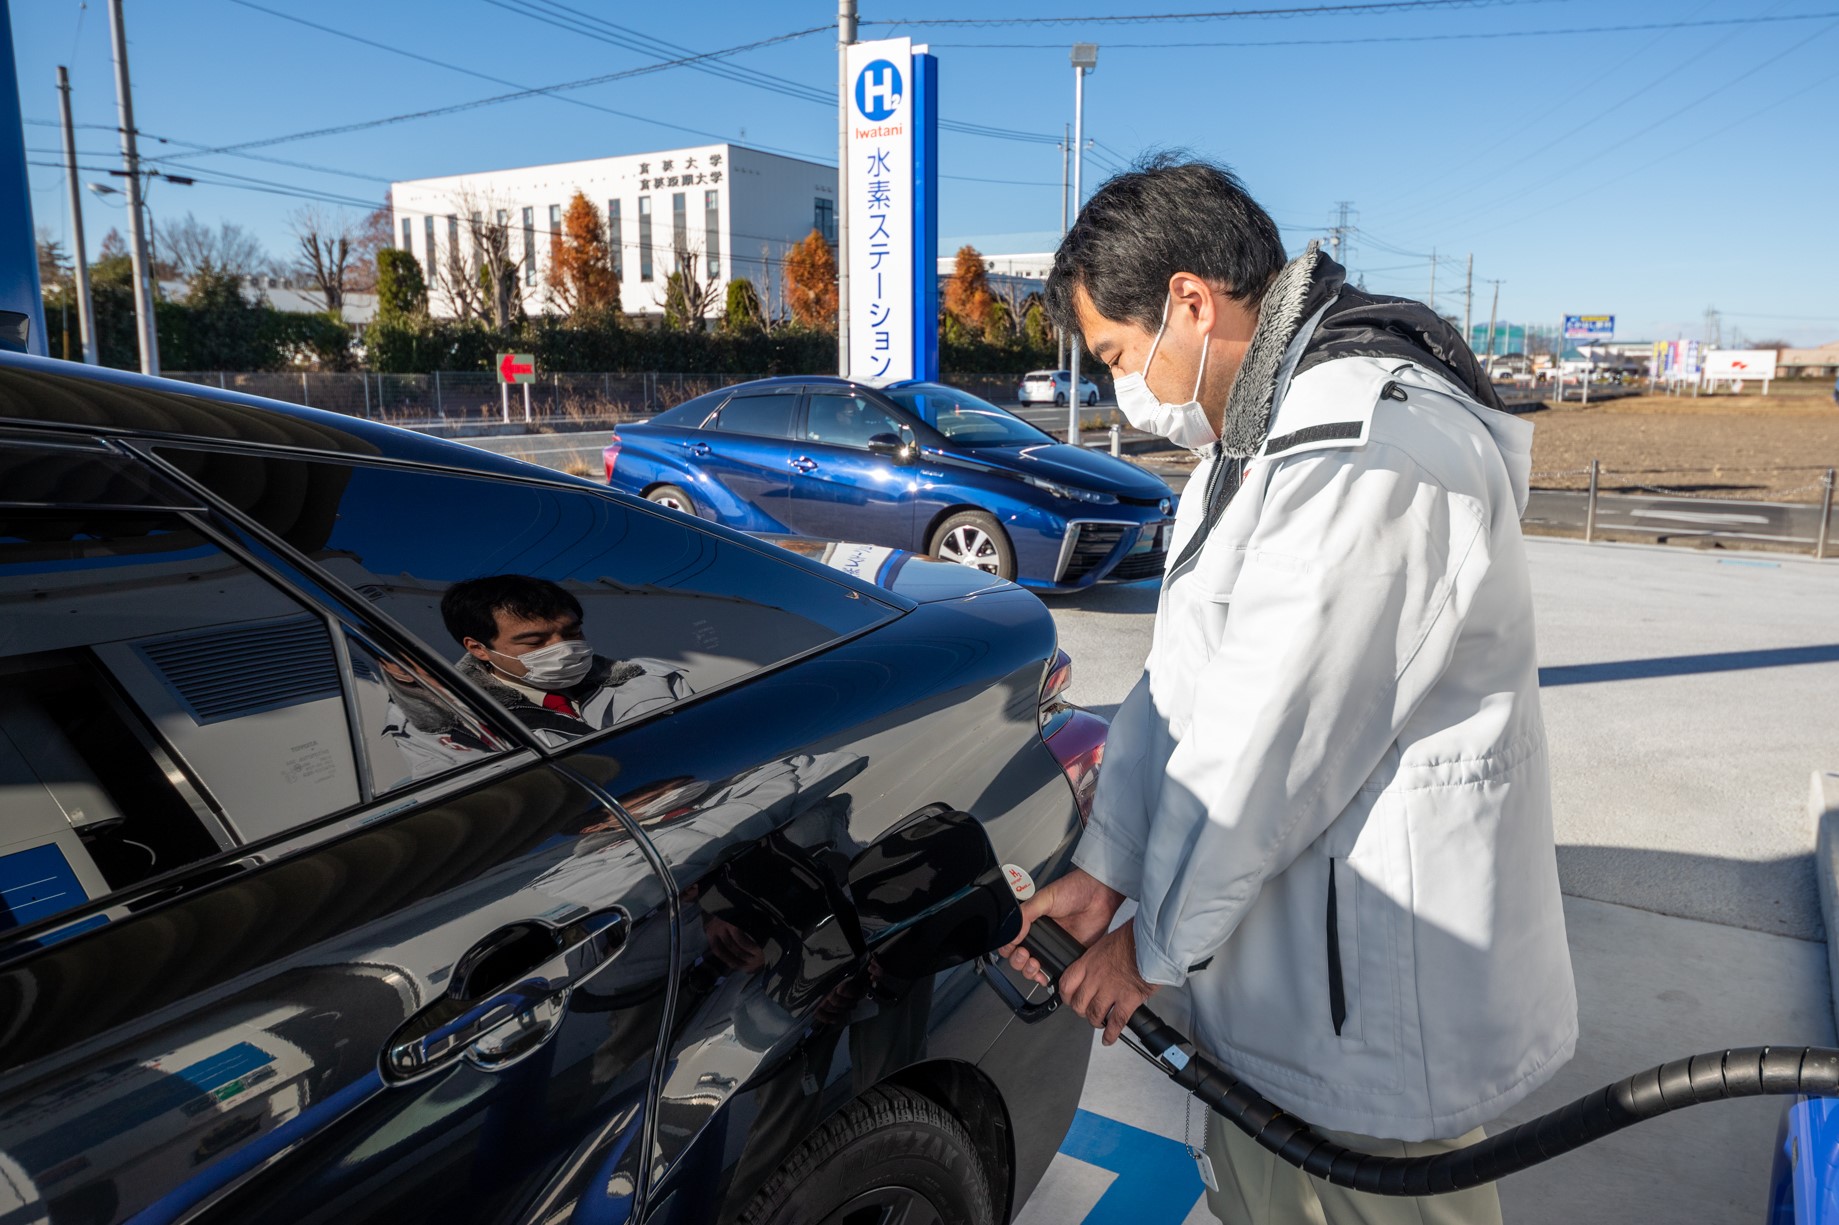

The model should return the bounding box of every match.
[1020,916,1839,1195]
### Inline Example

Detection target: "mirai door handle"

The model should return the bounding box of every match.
[687,441,713,457]
[383,906,629,1082]
[790,455,819,473]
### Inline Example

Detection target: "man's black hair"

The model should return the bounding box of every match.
[441,574,584,647]
[1045,153,1287,335]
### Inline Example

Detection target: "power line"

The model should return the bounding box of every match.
[483,0,1063,145]
[1388,15,1839,239]
[176,22,834,158]
[928,9,1839,48]
[870,0,1582,27]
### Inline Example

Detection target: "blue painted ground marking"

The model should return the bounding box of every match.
[1057,1108,1204,1224]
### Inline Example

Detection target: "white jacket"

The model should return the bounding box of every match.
[1076,275,1576,1140]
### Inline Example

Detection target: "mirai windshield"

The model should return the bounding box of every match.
[884,384,1056,448]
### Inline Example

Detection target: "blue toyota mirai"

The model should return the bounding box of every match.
[603,376,1177,592]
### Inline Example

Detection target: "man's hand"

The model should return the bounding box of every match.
[1062,920,1157,1046]
[997,866,1125,988]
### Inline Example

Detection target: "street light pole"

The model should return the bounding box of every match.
[835,0,856,378]
[1067,43,1097,448]
[57,66,97,364]
[1058,123,1069,370]
[107,0,158,375]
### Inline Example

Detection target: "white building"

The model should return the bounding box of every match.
[391,144,836,322]
[936,251,1053,306]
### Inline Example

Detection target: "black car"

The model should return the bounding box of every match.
[0,353,1102,1225]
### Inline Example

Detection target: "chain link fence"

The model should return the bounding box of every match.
[162,370,1057,428]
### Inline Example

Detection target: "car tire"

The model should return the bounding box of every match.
[1053,392,1067,407]
[739,1085,996,1225]
[1086,391,1098,406]
[929,510,1016,581]
[646,484,696,516]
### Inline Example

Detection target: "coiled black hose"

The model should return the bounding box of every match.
[1020,916,1839,1195]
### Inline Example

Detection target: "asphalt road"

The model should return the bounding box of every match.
[1527,488,1831,549]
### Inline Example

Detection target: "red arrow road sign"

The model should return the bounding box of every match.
[497,352,535,384]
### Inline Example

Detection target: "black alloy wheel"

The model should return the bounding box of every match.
[739,1086,996,1225]
[1053,392,1066,407]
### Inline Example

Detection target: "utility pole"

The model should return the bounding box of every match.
[835,0,856,378]
[1328,201,1353,270]
[1067,43,1097,447]
[107,0,158,375]
[1462,253,1473,346]
[57,66,97,364]
[1058,123,1069,370]
[1482,279,1502,368]
[1428,246,1436,312]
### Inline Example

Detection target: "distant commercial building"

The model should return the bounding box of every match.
[391,144,836,322]
[1779,341,1839,378]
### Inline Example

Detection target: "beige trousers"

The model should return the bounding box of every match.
[1203,1117,1504,1225]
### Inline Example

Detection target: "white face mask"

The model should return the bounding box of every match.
[1111,294,1219,450]
[493,639,594,690]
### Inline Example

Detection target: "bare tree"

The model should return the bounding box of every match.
[657,244,719,331]
[345,196,394,294]
[428,189,521,330]
[288,207,356,316]
[157,212,271,281]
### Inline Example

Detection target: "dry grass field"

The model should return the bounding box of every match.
[1523,379,1839,502]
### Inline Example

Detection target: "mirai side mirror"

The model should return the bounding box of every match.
[866,433,915,464]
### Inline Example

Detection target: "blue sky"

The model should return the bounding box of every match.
[12,0,1839,344]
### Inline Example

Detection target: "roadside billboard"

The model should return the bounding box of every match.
[1703,349,1777,385]
[1563,314,1615,339]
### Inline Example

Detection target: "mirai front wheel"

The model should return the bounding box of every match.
[739,1086,996,1225]
[930,511,1016,581]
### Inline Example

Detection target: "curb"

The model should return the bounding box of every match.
[1812,770,1839,1025]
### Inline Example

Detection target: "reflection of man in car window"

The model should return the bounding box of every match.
[441,575,692,745]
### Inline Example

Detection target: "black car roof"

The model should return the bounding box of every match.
[0,351,563,483]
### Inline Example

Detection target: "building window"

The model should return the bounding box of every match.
[815,197,836,244]
[447,215,459,280]
[522,207,536,286]
[608,199,622,282]
[399,216,412,253]
[705,190,720,280]
[671,192,686,274]
[638,197,653,282]
[469,211,482,273]
[424,215,436,280]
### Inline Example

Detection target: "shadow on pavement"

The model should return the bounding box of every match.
[1540,643,1839,686]
[1046,580,1162,615]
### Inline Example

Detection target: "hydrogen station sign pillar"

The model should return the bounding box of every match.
[843,37,939,385]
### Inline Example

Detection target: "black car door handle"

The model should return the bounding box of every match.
[790,455,819,473]
[383,906,629,1082]
[687,442,713,457]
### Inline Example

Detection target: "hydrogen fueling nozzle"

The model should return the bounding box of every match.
[1018,915,1839,1195]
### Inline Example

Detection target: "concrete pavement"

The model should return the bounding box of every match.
[1029,535,1839,1223]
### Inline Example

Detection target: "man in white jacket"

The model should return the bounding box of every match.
[1003,157,1575,1223]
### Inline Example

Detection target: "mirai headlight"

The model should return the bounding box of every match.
[1021,474,1118,504]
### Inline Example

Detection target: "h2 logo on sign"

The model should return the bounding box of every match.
[855,59,904,121]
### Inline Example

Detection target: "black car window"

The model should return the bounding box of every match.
[884,384,1056,447]
[649,388,727,428]
[710,390,799,439]
[0,484,506,937]
[154,448,900,746]
[803,393,910,450]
